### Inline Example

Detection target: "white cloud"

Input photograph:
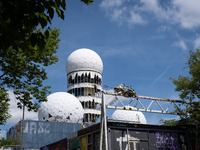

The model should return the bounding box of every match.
[100,0,200,29]
[128,10,147,25]
[194,36,200,49]
[100,0,146,25]
[157,25,171,32]
[6,90,38,124]
[112,9,123,21]
[139,0,200,29]
[100,0,124,8]
[0,130,6,139]
[172,0,200,29]
[174,40,187,51]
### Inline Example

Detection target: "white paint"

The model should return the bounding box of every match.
[111,106,147,124]
[38,92,84,123]
[29,122,37,133]
[66,48,103,74]
[116,134,140,150]
[38,122,50,134]
[23,121,50,134]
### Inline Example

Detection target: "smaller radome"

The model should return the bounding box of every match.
[111,107,147,124]
[38,92,84,123]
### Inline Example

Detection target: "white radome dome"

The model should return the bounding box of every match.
[38,92,84,123]
[66,48,103,74]
[111,107,147,124]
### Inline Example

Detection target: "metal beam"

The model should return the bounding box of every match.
[137,95,192,104]
[104,91,192,104]
[103,91,193,115]
[106,105,181,115]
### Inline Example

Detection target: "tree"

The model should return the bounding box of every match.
[0,0,93,51]
[0,0,94,125]
[0,89,11,124]
[161,49,200,149]
[170,49,200,124]
[0,28,60,125]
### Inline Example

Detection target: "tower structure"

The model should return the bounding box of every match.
[66,48,103,125]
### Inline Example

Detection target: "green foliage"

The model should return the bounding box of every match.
[161,49,200,148]
[0,138,19,147]
[159,119,179,126]
[0,89,11,124]
[0,0,66,51]
[0,0,93,125]
[0,0,93,51]
[172,49,200,101]
[81,0,94,5]
[0,28,60,125]
[0,1,64,124]
[170,49,200,124]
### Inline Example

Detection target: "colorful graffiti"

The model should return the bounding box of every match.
[156,132,180,150]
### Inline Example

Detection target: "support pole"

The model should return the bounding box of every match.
[103,92,108,150]
[99,93,104,150]
[21,105,25,150]
[99,91,108,150]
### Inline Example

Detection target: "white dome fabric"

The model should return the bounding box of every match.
[38,92,84,123]
[66,48,103,74]
[111,108,147,124]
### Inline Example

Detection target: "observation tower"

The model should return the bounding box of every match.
[66,48,103,125]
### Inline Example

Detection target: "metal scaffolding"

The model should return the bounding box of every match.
[99,85,193,150]
[105,92,192,115]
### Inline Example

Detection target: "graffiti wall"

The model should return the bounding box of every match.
[156,132,180,150]
[7,120,81,149]
[110,129,150,150]
[109,129,187,150]
[38,121,188,150]
[67,128,188,150]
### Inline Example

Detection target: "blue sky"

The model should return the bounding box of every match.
[1,0,200,136]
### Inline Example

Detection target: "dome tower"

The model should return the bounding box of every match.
[66,48,103,125]
[38,92,84,123]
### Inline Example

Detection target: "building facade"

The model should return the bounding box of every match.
[66,48,103,125]
[66,121,189,150]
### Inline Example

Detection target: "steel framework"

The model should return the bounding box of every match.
[104,91,192,115]
[99,90,193,150]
